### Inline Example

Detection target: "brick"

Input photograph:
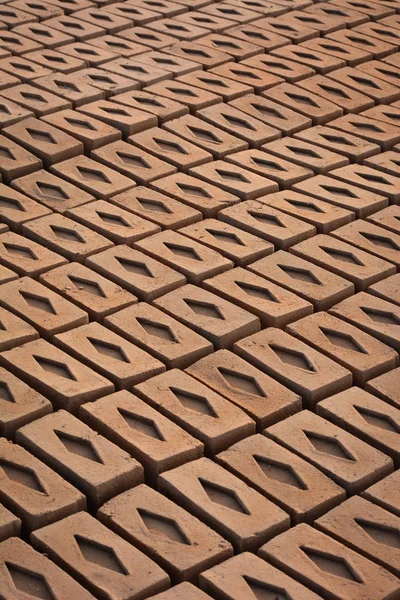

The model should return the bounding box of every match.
[365,366,400,410]
[0,83,70,117]
[112,89,188,124]
[288,312,398,386]
[325,28,397,59]
[81,390,203,480]
[0,266,16,285]
[101,57,171,86]
[45,0,94,12]
[0,184,50,229]
[73,8,132,33]
[330,292,400,351]
[210,61,282,93]
[0,439,85,530]
[42,108,121,152]
[118,26,176,50]
[199,2,261,22]
[3,117,83,167]
[272,44,345,74]
[305,2,368,27]
[111,185,201,230]
[0,56,52,82]
[135,369,254,454]
[298,75,375,115]
[99,484,232,583]
[150,172,239,217]
[259,523,400,600]
[230,94,311,134]
[77,99,157,137]
[87,34,148,57]
[326,66,400,104]
[0,98,32,129]
[92,139,176,184]
[355,20,400,46]
[242,53,314,83]
[217,434,344,524]
[165,41,230,69]
[46,15,105,41]
[186,349,301,429]
[331,220,400,268]
[332,0,395,20]
[154,284,260,349]
[135,229,232,284]
[0,537,96,599]
[0,231,66,277]
[86,244,185,301]
[364,150,400,179]
[26,48,86,73]
[13,22,74,48]
[362,470,400,517]
[226,149,313,189]
[301,37,372,66]
[331,164,400,203]
[145,79,222,111]
[365,104,400,130]
[0,135,41,183]
[266,410,393,494]
[58,41,118,66]
[329,113,400,150]
[175,12,237,32]
[356,58,400,89]
[283,9,348,33]
[128,127,212,172]
[294,125,379,163]
[8,0,63,20]
[0,304,37,352]
[147,17,209,40]
[315,496,400,577]
[0,31,42,55]
[177,70,252,101]
[204,267,312,328]
[291,234,395,292]
[219,200,315,249]
[105,302,212,368]
[0,367,52,438]
[179,218,272,266]
[200,552,323,600]
[130,0,186,17]
[17,409,143,507]
[197,102,281,147]
[104,3,160,25]
[31,512,169,600]
[196,30,264,60]
[159,457,289,552]
[0,506,20,542]
[293,174,388,218]
[368,272,400,307]
[55,321,165,388]
[132,50,200,77]
[72,68,140,98]
[255,16,317,42]
[0,70,20,90]
[228,0,294,13]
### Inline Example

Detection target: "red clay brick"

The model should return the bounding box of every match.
[58,41,118,66]
[356,58,400,88]
[112,89,188,124]
[305,2,368,27]
[0,306,38,351]
[0,98,32,129]
[72,68,140,98]
[369,273,400,308]
[131,0,186,17]
[2,337,114,411]
[0,265,16,285]
[87,34,148,57]
[165,41,230,69]
[0,56,52,82]
[0,230,67,277]
[0,505,20,542]
[8,0,63,21]
[0,439,85,530]
[272,43,346,74]
[159,457,289,552]
[365,363,399,410]
[259,523,400,600]
[81,390,203,480]
[102,57,171,86]
[266,410,393,494]
[77,99,157,137]
[196,30,265,60]
[0,31,42,55]
[325,28,397,59]
[327,66,400,104]
[104,3,160,25]
[98,484,232,582]
[199,2,261,23]
[333,0,395,20]
[132,50,200,76]
[186,349,301,429]
[210,61,282,93]
[0,70,21,90]
[362,470,400,517]
[302,36,372,66]
[177,70,252,101]
[13,22,74,48]
[255,16,317,42]
[26,48,86,73]
[364,150,400,179]
[261,137,349,174]
[118,25,176,50]
[329,113,400,150]
[294,125,379,162]
[230,94,312,134]
[242,52,314,83]
[0,135,42,183]
[147,17,209,40]
[0,83,71,116]
[46,15,106,41]
[73,8,132,33]
[31,511,169,600]
[105,302,213,368]
[0,184,50,230]
[135,369,254,454]
[355,20,400,46]
[365,104,400,130]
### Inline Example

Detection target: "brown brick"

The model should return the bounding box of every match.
[23,213,112,261]
[315,496,400,577]
[68,199,159,244]
[55,321,165,388]
[3,117,83,167]
[255,16,317,42]
[330,292,400,351]
[180,218,272,266]
[174,12,235,32]
[366,364,399,408]
[159,457,289,552]
[0,265,16,285]
[119,26,176,50]
[0,184,50,230]
[86,244,185,301]
[262,137,349,174]
[200,552,323,600]
[293,174,389,218]
[259,523,400,600]
[301,37,372,66]
[0,231,67,277]
[219,200,315,249]
[331,220,400,268]
[281,9,347,34]
[199,2,261,22]
[135,229,232,284]
[26,48,86,74]
[165,41,230,69]
[368,272,400,307]
[364,150,400,179]
[363,470,400,517]
[294,125,379,162]
[333,0,394,20]
[0,367,52,439]
[46,15,106,41]
[329,113,400,150]
[197,103,281,148]
[0,537,96,599]
[12,169,95,213]
[92,140,176,183]
[104,3,160,25]
[327,66,400,104]
[147,17,209,40]
[1,83,71,117]
[177,70,252,101]
[129,0,186,17]
[0,56,52,82]
[58,41,118,66]
[17,409,143,507]
[291,234,395,291]
[154,283,260,349]
[72,68,140,98]
[0,505,20,542]
[8,0,63,21]
[87,34,148,57]
[45,0,93,13]
[272,43,345,74]
[0,98,32,129]
[135,369,254,454]
[144,79,220,113]
[365,104,400,130]
[105,302,213,368]
[0,70,20,90]
[242,53,314,83]
[81,390,203,480]
[298,74,374,115]
[112,89,188,124]
[0,306,39,351]
[101,57,171,86]
[325,28,396,59]
[356,58,400,89]
[132,50,200,76]
[0,439,85,530]
[111,185,201,230]
[99,484,232,583]
[0,135,41,183]
[13,22,74,48]
[305,2,368,27]
[230,94,312,134]
[31,511,169,600]
[0,31,42,55]
[317,387,400,465]
[77,99,157,137]
[196,30,264,60]
[236,328,352,407]
[210,61,282,93]
[218,433,345,524]
[150,172,239,217]
[186,349,301,429]
[355,20,400,46]
[266,410,393,494]
[73,7,132,33]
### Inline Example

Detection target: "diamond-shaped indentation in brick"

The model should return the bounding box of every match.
[170,387,217,417]
[0,146,15,160]
[200,480,248,514]
[254,456,307,490]
[75,537,127,574]
[77,167,111,184]
[154,138,188,154]
[137,318,177,342]
[68,276,106,298]
[0,381,13,403]
[116,152,150,169]
[165,242,201,261]
[0,461,46,493]
[20,291,56,315]
[236,281,279,303]
[302,549,361,583]
[5,564,54,599]
[116,258,154,278]
[118,409,165,440]
[26,129,56,144]
[320,328,366,354]
[185,299,224,320]
[280,266,322,286]
[88,338,129,363]
[270,345,316,372]
[34,356,76,381]
[138,510,191,545]
[321,246,364,266]
[361,308,400,326]
[55,430,103,463]
[3,243,37,260]
[50,225,85,244]
[305,432,355,461]
[37,183,69,200]
[217,367,265,398]
[355,407,399,434]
